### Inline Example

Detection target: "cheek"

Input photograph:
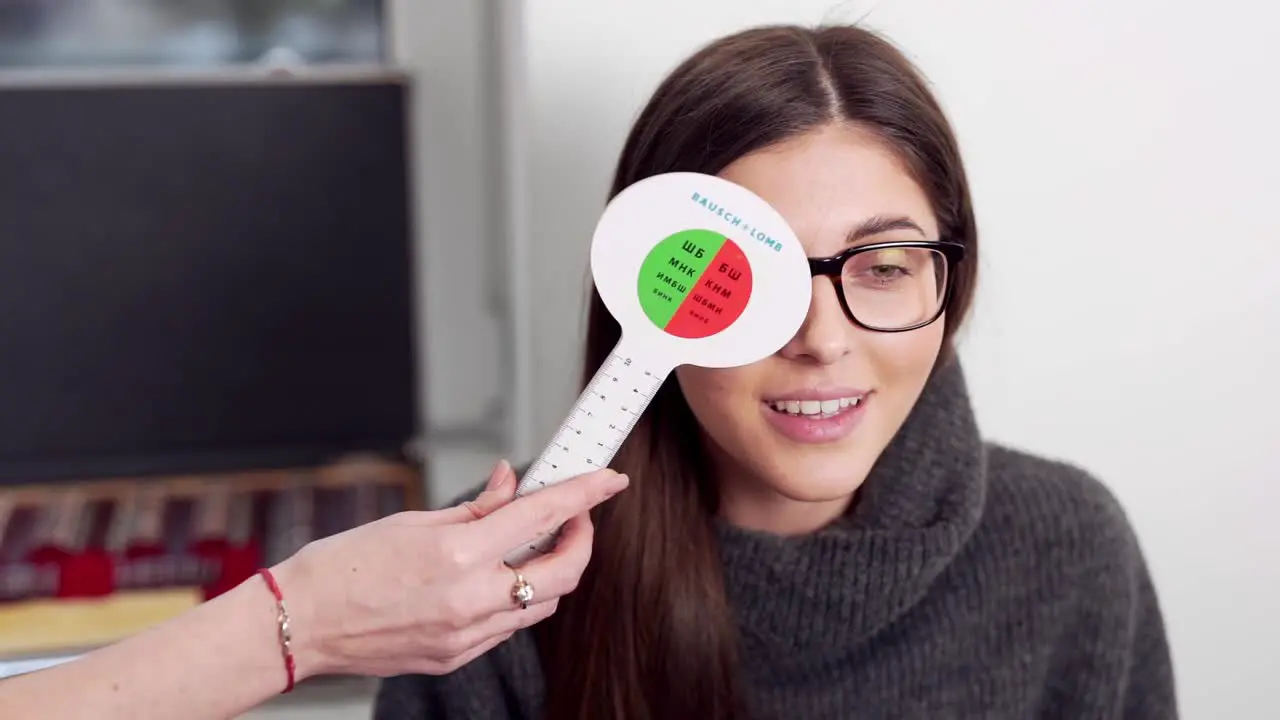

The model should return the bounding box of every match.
[674,365,761,442]
[862,318,946,402]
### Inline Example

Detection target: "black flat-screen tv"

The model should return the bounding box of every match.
[0,71,419,484]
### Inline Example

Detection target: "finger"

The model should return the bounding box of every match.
[507,513,594,602]
[463,462,518,519]
[418,599,559,675]
[485,459,515,492]
[466,469,627,559]
[418,630,511,675]
[481,597,559,641]
[468,512,595,616]
[520,511,594,594]
[443,630,513,672]
[432,460,518,524]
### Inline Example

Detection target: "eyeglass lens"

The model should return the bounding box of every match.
[841,247,949,330]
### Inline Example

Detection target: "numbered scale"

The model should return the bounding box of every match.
[503,172,813,567]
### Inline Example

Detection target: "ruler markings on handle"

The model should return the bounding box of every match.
[503,342,668,566]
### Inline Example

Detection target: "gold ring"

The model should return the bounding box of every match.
[507,565,534,609]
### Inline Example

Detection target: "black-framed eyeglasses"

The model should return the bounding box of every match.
[808,240,967,333]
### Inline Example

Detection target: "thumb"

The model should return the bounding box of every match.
[484,459,515,492]
[459,460,518,520]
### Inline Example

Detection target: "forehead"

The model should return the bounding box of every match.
[716,123,938,257]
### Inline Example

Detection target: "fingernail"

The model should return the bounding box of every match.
[604,472,629,494]
[486,459,512,491]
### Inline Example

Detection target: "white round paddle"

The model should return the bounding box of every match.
[503,172,812,566]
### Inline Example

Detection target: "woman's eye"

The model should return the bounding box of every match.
[868,264,908,280]
[847,250,913,285]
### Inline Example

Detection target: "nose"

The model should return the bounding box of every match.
[779,277,853,365]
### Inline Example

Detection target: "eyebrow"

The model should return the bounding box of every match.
[845,215,926,245]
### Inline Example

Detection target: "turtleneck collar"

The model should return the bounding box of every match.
[714,358,988,655]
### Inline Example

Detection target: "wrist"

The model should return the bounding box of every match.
[262,549,331,683]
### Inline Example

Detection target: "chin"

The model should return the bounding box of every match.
[756,451,875,503]
[767,480,862,506]
[718,451,871,534]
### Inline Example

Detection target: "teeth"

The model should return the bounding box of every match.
[769,396,862,416]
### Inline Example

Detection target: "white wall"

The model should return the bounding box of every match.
[389,0,525,505]
[516,1,1280,718]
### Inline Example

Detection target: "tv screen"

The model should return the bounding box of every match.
[0,73,419,484]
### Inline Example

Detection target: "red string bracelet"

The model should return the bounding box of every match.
[257,568,296,694]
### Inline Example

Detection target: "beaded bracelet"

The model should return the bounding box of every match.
[257,568,296,694]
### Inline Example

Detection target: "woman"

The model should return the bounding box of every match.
[375,22,1177,720]
[0,463,628,720]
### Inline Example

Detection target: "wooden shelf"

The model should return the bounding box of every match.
[0,454,424,675]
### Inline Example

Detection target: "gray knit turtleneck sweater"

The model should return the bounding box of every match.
[373,361,1178,718]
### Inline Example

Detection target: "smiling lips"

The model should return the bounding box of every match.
[761,389,870,443]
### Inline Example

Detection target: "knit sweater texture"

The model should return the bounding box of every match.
[373,361,1178,719]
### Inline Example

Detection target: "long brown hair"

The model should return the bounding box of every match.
[534,24,980,719]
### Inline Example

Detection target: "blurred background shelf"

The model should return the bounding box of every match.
[0,70,426,687]
[0,4,520,718]
[0,587,198,679]
[0,458,421,679]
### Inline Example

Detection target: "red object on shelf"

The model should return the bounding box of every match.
[0,468,409,605]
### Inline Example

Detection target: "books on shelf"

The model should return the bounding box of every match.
[0,457,418,663]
